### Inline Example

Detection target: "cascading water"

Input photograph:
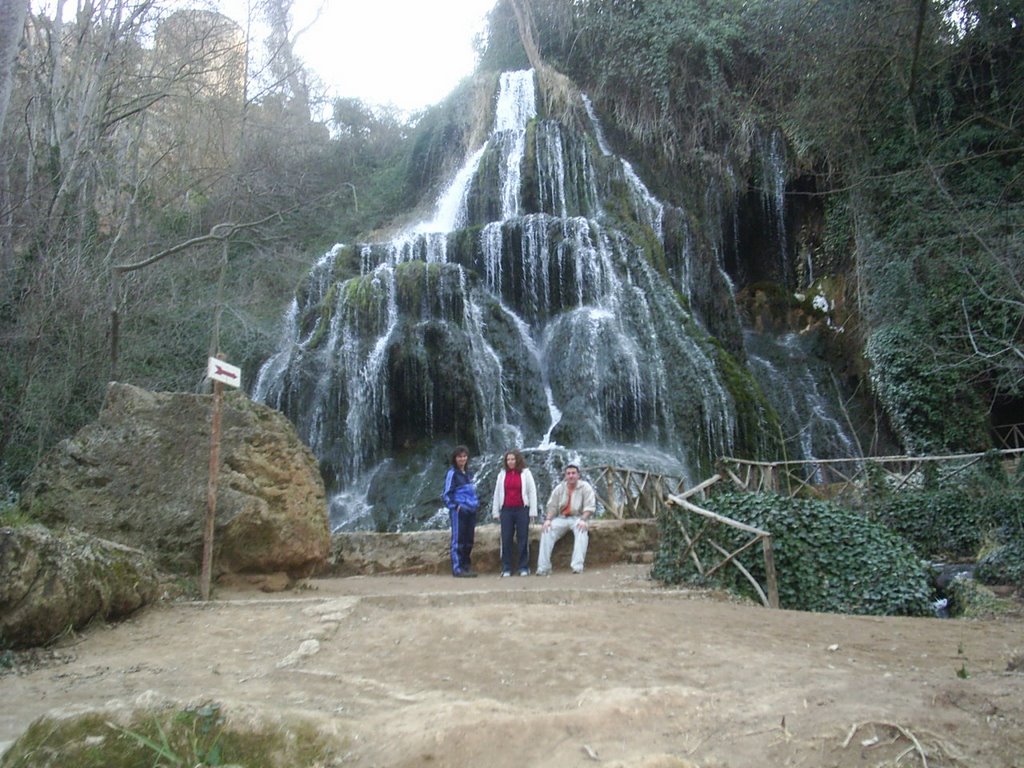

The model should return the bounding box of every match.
[744,330,862,482]
[254,69,827,531]
[759,130,791,289]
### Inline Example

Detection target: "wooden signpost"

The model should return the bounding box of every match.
[200,355,242,601]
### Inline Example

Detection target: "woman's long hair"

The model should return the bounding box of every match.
[501,449,527,471]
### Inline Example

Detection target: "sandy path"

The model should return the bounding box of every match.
[2,565,1022,767]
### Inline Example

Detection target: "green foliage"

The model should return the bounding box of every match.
[404,77,496,208]
[974,541,1024,588]
[0,496,31,528]
[477,0,531,73]
[870,488,984,559]
[0,704,339,768]
[109,703,224,766]
[491,0,759,191]
[866,324,989,453]
[864,454,1023,561]
[654,491,932,616]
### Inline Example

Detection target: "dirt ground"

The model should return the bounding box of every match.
[2,564,1023,767]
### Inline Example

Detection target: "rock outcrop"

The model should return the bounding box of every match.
[328,518,659,575]
[0,524,159,649]
[19,383,329,577]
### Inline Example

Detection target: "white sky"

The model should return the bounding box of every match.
[232,0,498,112]
[33,0,495,112]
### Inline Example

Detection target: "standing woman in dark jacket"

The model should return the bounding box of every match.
[442,445,480,578]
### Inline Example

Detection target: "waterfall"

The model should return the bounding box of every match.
[759,130,791,288]
[414,147,486,235]
[621,160,664,243]
[582,94,612,156]
[495,70,536,220]
[744,331,862,482]
[254,69,755,531]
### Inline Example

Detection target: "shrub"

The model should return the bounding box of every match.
[974,541,1024,588]
[0,490,30,528]
[869,487,1024,560]
[870,488,982,559]
[654,491,932,616]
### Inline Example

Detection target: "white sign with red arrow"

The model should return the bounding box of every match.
[207,357,242,388]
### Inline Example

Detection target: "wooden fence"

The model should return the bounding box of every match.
[718,448,1024,501]
[584,466,780,608]
[584,465,689,520]
[994,423,1024,450]
[664,475,780,608]
[584,447,1023,608]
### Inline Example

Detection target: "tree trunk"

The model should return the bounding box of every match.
[0,0,29,284]
[509,0,543,73]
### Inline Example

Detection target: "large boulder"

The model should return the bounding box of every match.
[328,518,659,575]
[0,524,159,649]
[19,383,329,577]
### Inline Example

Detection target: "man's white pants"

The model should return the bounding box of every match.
[537,516,588,574]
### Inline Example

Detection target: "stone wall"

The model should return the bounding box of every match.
[327,518,659,575]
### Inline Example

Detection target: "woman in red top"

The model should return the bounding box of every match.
[490,449,538,576]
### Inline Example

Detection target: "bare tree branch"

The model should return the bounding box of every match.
[112,209,285,274]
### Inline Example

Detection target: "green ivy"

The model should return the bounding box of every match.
[975,541,1024,587]
[869,488,980,560]
[869,486,1024,561]
[866,324,988,453]
[654,491,932,616]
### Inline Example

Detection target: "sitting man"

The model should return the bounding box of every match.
[536,464,596,575]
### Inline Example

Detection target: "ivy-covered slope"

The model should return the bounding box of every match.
[653,491,933,616]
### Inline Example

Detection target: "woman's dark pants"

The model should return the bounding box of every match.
[500,506,530,573]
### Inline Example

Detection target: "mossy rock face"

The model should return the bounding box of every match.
[18,383,329,577]
[946,575,1012,619]
[712,343,782,461]
[0,524,159,649]
[0,702,341,768]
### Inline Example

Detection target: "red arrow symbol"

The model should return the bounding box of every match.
[214,365,238,379]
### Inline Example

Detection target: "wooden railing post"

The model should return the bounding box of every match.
[606,470,619,519]
[762,535,779,609]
